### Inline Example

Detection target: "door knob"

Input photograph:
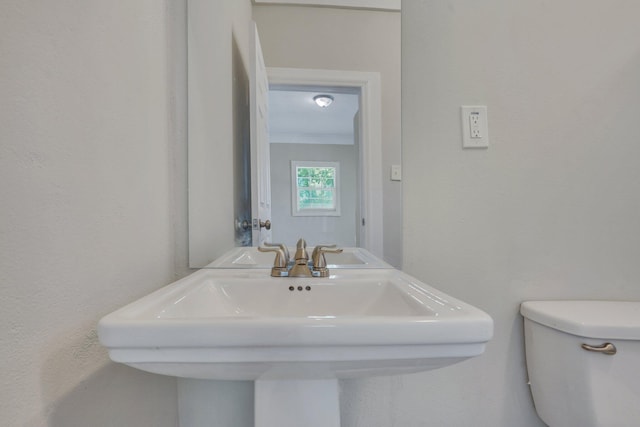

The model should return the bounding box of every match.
[235,218,251,231]
[260,219,271,230]
[253,219,271,230]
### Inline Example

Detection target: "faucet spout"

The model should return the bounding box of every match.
[289,238,312,277]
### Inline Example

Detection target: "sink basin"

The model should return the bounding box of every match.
[205,246,392,269]
[98,268,493,380]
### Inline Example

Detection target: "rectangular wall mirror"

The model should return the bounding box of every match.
[187,1,402,268]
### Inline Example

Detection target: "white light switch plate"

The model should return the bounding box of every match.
[461,106,489,148]
[391,164,402,181]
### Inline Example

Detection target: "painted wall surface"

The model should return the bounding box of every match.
[393,1,640,426]
[0,0,184,425]
[270,143,358,247]
[253,5,402,267]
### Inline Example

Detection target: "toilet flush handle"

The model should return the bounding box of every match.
[581,342,617,355]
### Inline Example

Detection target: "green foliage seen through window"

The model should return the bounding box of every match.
[296,166,336,210]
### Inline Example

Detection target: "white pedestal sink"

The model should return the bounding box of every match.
[98,266,493,426]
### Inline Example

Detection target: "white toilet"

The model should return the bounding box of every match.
[521,300,640,427]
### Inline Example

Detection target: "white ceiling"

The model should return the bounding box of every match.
[269,89,360,145]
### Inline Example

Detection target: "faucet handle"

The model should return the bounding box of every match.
[263,242,290,263]
[311,245,343,269]
[258,246,288,276]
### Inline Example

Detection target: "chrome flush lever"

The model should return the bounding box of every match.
[581,342,617,355]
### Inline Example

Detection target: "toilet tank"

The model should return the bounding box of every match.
[521,301,640,427]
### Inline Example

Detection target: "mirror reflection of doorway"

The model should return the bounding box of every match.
[268,86,361,248]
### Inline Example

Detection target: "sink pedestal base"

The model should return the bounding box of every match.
[177,378,340,427]
[255,379,340,427]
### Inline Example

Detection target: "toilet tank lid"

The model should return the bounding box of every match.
[521,300,640,340]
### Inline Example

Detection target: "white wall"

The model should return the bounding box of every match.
[393,1,640,426]
[270,143,358,247]
[0,0,185,425]
[253,5,402,267]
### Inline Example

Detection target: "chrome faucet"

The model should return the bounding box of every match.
[259,238,342,278]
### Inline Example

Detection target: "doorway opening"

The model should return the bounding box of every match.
[266,68,383,257]
[268,85,361,248]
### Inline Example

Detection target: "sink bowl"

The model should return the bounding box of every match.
[205,246,392,269]
[98,268,493,380]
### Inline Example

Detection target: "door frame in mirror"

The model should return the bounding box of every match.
[267,67,383,257]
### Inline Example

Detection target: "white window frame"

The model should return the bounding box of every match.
[291,160,341,217]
